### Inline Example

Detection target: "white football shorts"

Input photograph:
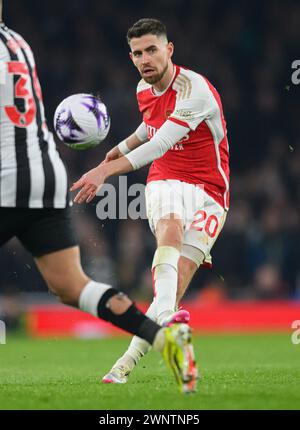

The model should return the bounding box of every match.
[145,179,227,267]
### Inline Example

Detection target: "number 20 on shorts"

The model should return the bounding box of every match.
[190,210,219,238]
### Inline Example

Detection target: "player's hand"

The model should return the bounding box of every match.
[70,165,107,204]
[103,146,122,163]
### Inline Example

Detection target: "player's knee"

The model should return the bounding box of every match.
[157,219,183,248]
[48,278,84,307]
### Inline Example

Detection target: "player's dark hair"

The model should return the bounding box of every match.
[127,18,167,45]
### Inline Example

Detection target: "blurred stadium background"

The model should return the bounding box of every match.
[1,0,300,337]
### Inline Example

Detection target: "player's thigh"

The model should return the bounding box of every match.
[18,207,78,257]
[18,207,86,288]
[183,189,227,266]
[145,180,184,248]
[35,245,89,293]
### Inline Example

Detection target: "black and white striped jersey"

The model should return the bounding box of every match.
[0,22,69,208]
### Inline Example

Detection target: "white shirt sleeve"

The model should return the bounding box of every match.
[169,72,218,131]
[118,121,148,155]
[135,122,148,143]
[125,120,189,170]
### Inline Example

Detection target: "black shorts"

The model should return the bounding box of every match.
[0,207,78,257]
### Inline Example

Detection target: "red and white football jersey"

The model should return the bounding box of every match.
[136,64,230,210]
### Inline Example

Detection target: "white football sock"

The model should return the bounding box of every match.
[152,246,180,324]
[113,299,158,371]
[79,280,111,317]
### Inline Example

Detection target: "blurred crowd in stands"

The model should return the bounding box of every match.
[1,0,299,305]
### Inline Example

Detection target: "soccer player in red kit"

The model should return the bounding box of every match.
[72,18,229,384]
[1,3,198,394]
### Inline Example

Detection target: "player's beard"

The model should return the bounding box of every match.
[142,63,169,85]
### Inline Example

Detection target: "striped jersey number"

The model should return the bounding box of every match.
[4,61,41,127]
[190,210,219,238]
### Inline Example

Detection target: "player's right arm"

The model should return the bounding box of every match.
[104,122,148,162]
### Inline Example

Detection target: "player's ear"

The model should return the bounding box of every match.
[167,42,174,59]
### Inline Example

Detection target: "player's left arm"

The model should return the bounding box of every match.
[103,122,148,163]
[71,76,216,204]
[71,119,189,204]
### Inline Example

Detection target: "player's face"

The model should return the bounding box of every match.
[129,34,174,85]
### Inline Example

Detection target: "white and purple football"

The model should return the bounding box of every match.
[54,93,110,149]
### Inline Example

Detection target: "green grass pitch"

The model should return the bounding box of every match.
[0,333,299,410]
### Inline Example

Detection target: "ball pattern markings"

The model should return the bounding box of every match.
[55,107,84,144]
[81,95,110,131]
